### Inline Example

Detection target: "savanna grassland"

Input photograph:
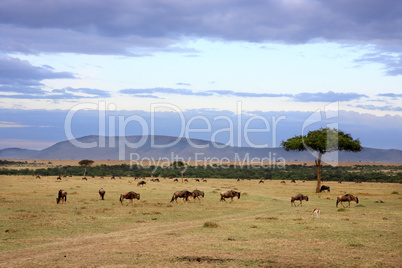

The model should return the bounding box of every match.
[0,171,401,267]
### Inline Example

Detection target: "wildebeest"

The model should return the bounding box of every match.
[36,175,41,179]
[320,185,330,193]
[281,180,286,184]
[137,180,146,187]
[57,176,62,180]
[173,178,178,182]
[111,176,115,180]
[259,180,264,184]
[82,177,87,180]
[291,179,296,183]
[99,188,105,200]
[56,190,67,204]
[192,190,204,201]
[170,190,193,203]
[336,194,359,208]
[195,179,200,182]
[220,190,241,202]
[120,191,140,205]
[291,194,308,206]
[203,179,207,182]
[184,179,188,182]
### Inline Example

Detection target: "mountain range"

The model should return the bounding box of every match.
[0,135,401,163]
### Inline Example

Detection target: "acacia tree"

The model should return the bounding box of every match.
[281,128,362,193]
[171,161,186,182]
[78,159,94,177]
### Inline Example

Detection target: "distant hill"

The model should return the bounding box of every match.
[0,135,401,163]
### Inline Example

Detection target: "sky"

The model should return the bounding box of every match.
[0,0,401,151]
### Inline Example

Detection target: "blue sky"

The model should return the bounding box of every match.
[0,0,401,150]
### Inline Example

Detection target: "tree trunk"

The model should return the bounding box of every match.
[84,166,87,177]
[181,170,183,183]
[315,152,322,193]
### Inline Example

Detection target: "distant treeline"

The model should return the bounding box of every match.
[1,162,401,183]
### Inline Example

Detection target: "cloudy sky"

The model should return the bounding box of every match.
[0,0,401,150]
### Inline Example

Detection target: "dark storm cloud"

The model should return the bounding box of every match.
[0,0,400,53]
[0,56,75,86]
[0,56,110,99]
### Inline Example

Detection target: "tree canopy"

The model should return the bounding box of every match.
[78,159,94,177]
[281,128,362,192]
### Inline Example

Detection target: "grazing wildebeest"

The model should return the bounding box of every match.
[170,190,193,203]
[195,179,200,182]
[220,190,241,202]
[291,179,296,183]
[56,190,67,204]
[338,181,342,184]
[237,179,241,182]
[336,194,359,208]
[120,191,140,205]
[184,179,188,182]
[57,176,62,180]
[111,176,115,180]
[36,175,41,179]
[203,179,207,183]
[192,190,204,201]
[82,177,87,180]
[259,180,264,184]
[281,181,286,184]
[99,188,105,200]
[320,185,330,193]
[173,178,178,182]
[137,180,146,187]
[291,194,308,207]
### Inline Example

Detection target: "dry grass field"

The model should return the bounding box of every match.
[0,173,401,267]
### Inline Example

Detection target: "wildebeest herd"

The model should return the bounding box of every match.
[55,178,361,216]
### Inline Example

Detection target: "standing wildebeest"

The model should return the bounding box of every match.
[320,185,330,192]
[259,180,264,184]
[56,190,67,204]
[291,179,296,183]
[170,190,193,203]
[137,180,146,187]
[120,191,140,205]
[57,176,62,180]
[220,190,241,202]
[336,194,359,208]
[99,188,105,200]
[192,190,204,201]
[291,194,308,206]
